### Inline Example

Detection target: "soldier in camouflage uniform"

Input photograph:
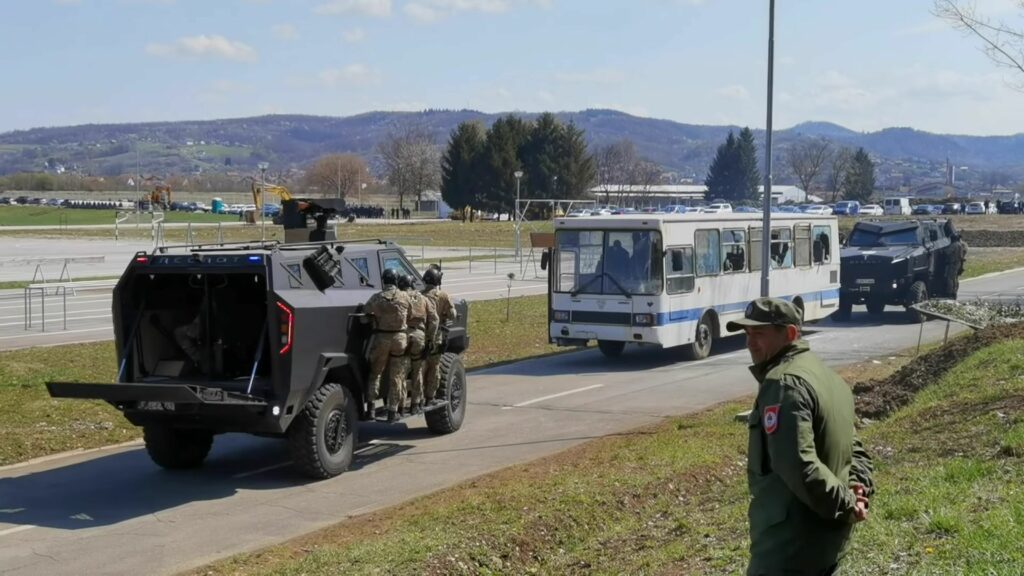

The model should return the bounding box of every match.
[421,266,457,407]
[399,274,438,415]
[363,268,411,423]
[944,221,968,299]
[728,298,874,576]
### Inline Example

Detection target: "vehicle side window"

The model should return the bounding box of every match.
[351,257,370,278]
[770,227,793,269]
[794,224,811,267]
[749,227,762,272]
[695,229,721,276]
[381,254,417,280]
[722,229,746,273]
[665,247,695,294]
[812,225,832,264]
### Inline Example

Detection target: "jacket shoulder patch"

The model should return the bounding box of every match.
[763,404,780,434]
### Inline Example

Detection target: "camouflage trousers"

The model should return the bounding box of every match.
[423,338,444,401]
[406,329,427,405]
[368,332,407,409]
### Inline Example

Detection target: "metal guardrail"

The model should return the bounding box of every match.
[23,280,117,332]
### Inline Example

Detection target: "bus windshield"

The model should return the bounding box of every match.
[555,229,662,295]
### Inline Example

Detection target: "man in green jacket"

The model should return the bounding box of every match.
[727,297,874,575]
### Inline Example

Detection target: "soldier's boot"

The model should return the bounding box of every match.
[410,402,423,415]
[386,410,399,424]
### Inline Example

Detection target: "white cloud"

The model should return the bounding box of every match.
[273,24,298,40]
[318,64,381,86]
[536,90,554,103]
[342,27,366,42]
[716,84,750,100]
[145,35,257,62]
[553,68,627,85]
[314,0,391,17]
[405,0,538,22]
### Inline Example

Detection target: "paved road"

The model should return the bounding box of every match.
[2,270,1017,576]
[0,239,543,350]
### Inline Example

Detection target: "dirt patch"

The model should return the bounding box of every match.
[854,322,1024,419]
[961,229,1024,247]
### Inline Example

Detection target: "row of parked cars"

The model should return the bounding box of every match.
[565,202,861,217]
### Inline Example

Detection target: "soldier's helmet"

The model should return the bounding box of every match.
[397,273,414,291]
[381,268,398,287]
[423,267,442,287]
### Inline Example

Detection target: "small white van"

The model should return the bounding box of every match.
[883,197,911,216]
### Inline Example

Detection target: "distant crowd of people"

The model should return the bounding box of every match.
[336,204,387,220]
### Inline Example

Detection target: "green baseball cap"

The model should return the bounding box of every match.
[725,297,802,331]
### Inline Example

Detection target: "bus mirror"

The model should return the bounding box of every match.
[540,249,550,271]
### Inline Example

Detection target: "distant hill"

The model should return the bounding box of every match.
[1,109,1022,181]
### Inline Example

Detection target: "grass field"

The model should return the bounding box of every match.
[0,295,557,466]
[186,334,1024,576]
[0,205,238,226]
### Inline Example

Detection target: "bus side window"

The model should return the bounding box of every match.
[722,229,746,273]
[695,229,721,276]
[770,227,793,269]
[665,247,694,294]
[812,225,831,264]
[794,225,811,267]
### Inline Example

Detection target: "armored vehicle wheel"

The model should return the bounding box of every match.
[143,425,213,470]
[866,300,885,316]
[683,313,713,360]
[288,382,358,479]
[597,340,625,358]
[425,353,466,434]
[906,281,928,323]
[834,297,853,322]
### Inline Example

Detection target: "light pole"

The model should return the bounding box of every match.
[760,0,775,298]
[258,161,269,241]
[514,170,523,259]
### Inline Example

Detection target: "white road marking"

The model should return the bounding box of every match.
[0,525,36,537]
[232,461,293,479]
[453,284,547,298]
[0,297,111,311]
[504,384,604,409]
[0,314,112,328]
[0,326,111,340]
[0,307,110,321]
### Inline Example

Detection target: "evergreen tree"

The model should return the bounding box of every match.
[705,131,739,201]
[737,127,761,202]
[842,147,876,203]
[520,112,563,198]
[479,115,530,212]
[557,121,596,199]
[440,121,486,211]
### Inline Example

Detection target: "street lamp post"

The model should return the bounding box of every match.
[514,170,524,259]
[257,161,269,241]
[760,0,776,298]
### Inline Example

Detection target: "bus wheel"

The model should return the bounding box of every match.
[684,314,713,361]
[597,340,625,358]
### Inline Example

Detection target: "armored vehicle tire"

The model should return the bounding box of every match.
[683,313,713,361]
[425,353,466,435]
[288,382,358,479]
[143,426,214,470]
[835,297,853,322]
[598,340,626,358]
[906,281,928,323]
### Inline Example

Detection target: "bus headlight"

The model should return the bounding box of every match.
[633,313,655,326]
[553,310,570,322]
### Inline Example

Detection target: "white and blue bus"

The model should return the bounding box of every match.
[544,213,840,359]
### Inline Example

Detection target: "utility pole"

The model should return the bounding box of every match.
[761,0,776,298]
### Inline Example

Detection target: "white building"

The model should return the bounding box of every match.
[588,184,813,207]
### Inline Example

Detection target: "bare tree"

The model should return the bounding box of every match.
[302,154,370,199]
[378,127,442,210]
[786,138,832,195]
[594,139,638,205]
[630,159,663,206]
[825,148,854,203]
[934,0,1024,89]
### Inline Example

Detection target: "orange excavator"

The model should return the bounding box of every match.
[148,183,172,210]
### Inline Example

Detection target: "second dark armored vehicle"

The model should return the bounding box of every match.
[837,219,960,322]
[47,238,469,479]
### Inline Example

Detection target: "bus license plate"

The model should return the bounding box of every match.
[855,278,875,285]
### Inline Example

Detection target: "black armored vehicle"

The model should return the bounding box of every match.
[47,239,469,479]
[837,219,959,322]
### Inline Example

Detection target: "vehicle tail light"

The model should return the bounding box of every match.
[553,310,570,322]
[277,301,294,355]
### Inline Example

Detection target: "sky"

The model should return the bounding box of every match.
[1,0,1023,136]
